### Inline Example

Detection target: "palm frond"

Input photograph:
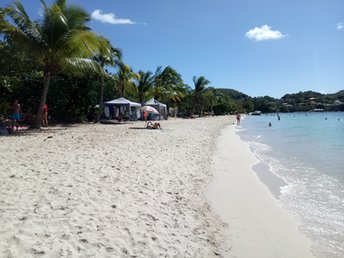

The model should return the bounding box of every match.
[55,0,67,9]
[5,5,45,60]
[111,47,123,60]
[12,0,29,20]
[55,30,99,60]
[64,57,104,75]
[40,0,47,10]
[41,4,68,47]
[9,2,42,41]
[8,27,45,58]
[63,4,91,30]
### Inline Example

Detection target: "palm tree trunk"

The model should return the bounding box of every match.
[120,82,125,97]
[96,75,104,123]
[191,94,197,116]
[32,70,51,129]
[139,92,143,105]
[191,105,195,116]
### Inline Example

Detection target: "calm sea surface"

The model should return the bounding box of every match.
[237,112,344,258]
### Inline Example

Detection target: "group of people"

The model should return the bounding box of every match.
[8,100,49,131]
[7,101,162,131]
[234,112,281,128]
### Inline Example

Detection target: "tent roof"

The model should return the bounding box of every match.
[104,97,141,107]
[144,98,167,107]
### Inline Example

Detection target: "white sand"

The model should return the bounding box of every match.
[0,117,229,257]
[207,125,314,258]
[0,117,315,258]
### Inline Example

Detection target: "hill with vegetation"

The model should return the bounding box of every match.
[212,89,344,113]
[0,1,343,126]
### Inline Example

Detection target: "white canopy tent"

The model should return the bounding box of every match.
[104,97,141,121]
[144,98,168,120]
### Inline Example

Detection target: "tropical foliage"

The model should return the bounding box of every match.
[115,63,139,97]
[136,70,154,104]
[152,66,186,104]
[191,76,210,115]
[2,0,103,128]
[93,36,122,122]
[1,1,343,127]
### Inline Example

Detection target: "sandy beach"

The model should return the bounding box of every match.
[0,117,228,257]
[0,116,313,257]
[207,124,314,258]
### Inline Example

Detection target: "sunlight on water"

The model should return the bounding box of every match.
[238,112,344,257]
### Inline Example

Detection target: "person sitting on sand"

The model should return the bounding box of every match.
[146,121,161,130]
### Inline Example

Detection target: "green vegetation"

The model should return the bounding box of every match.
[92,36,122,122]
[1,1,343,127]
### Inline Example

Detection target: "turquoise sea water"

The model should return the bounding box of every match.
[238,112,344,258]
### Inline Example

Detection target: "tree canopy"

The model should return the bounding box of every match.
[1,1,343,126]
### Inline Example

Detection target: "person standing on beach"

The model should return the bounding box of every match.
[236,113,241,124]
[42,103,48,127]
[143,111,148,123]
[11,99,21,131]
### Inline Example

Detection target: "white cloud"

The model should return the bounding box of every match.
[245,25,287,41]
[91,9,135,25]
[337,22,343,30]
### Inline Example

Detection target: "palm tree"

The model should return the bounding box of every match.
[137,70,154,104]
[203,87,217,115]
[115,63,139,97]
[192,76,210,115]
[152,66,164,100]
[152,66,185,103]
[4,0,101,128]
[93,36,122,122]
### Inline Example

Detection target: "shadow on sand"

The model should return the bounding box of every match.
[128,127,148,130]
[1,123,78,137]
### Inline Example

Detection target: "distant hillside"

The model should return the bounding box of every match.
[212,88,344,113]
[216,88,250,100]
[328,90,344,101]
[279,90,344,112]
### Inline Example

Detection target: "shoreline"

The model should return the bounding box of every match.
[207,124,314,258]
[251,162,288,199]
[0,116,316,257]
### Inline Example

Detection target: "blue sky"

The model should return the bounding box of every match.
[1,0,343,98]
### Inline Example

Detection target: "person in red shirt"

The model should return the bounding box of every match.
[143,111,148,123]
[236,113,241,125]
[42,104,48,127]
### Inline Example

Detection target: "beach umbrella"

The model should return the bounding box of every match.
[140,106,159,114]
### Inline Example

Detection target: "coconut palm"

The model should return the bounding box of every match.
[192,76,210,115]
[152,66,164,100]
[115,63,139,97]
[165,82,187,104]
[4,0,101,128]
[93,36,122,122]
[152,66,186,104]
[203,87,217,115]
[137,70,154,104]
